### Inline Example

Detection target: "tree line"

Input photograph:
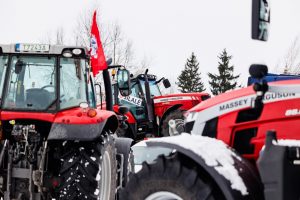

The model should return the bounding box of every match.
[177,49,240,95]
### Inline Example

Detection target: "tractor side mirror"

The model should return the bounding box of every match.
[163,79,171,88]
[117,69,131,96]
[252,0,270,41]
[15,60,25,74]
[106,58,113,66]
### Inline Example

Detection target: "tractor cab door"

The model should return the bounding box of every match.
[118,80,147,121]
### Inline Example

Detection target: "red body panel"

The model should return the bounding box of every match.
[1,111,56,122]
[190,88,254,113]
[113,105,136,124]
[190,79,300,112]
[154,92,209,117]
[1,108,116,125]
[190,80,300,161]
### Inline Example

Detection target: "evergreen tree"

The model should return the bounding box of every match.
[208,49,240,95]
[177,53,205,93]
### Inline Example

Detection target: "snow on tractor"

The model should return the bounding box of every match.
[112,68,210,140]
[0,43,133,200]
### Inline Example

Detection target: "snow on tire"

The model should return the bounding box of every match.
[123,150,135,186]
[58,133,116,200]
[120,153,225,200]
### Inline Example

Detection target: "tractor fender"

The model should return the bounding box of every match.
[115,137,134,187]
[115,137,133,156]
[145,134,264,200]
[158,104,182,133]
[48,115,119,141]
[115,137,134,170]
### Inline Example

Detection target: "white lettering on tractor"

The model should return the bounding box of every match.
[219,99,248,111]
[119,95,143,106]
[285,109,300,116]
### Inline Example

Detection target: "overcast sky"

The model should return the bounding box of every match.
[0,0,300,91]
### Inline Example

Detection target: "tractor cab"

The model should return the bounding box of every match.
[135,73,169,97]
[0,44,96,114]
[113,70,170,138]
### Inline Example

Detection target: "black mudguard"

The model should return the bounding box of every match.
[257,131,300,200]
[146,135,264,200]
[48,116,119,141]
[115,137,133,156]
[115,137,134,187]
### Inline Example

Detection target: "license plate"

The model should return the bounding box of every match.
[15,44,50,52]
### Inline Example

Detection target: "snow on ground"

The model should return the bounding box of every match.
[146,133,248,196]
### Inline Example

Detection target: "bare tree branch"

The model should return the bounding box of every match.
[39,28,65,45]
[277,36,300,74]
[40,5,146,76]
[55,27,65,45]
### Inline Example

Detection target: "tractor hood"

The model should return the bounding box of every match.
[189,79,300,113]
[186,79,300,137]
[154,92,210,104]
[189,87,255,113]
[153,92,210,118]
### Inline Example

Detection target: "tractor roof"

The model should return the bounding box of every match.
[133,73,157,81]
[0,43,89,56]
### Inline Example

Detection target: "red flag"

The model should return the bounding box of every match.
[90,11,107,76]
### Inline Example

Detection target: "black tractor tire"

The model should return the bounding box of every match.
[161,109,185,136]
[58,133,117,200]
[120,154,224,200]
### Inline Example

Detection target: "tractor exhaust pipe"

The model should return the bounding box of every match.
[144,69,154,128]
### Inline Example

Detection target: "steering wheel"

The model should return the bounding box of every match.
[41,85,55,92]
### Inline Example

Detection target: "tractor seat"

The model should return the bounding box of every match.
[26,88,51,109]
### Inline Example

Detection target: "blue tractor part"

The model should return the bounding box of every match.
[247,73,300,86]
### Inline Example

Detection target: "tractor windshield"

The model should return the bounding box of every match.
[3,56,57,110]
[2,55,94,111]
[140,80,162,97]
[59,58,93,109]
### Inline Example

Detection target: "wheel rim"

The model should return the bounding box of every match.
[168,119,184,136]
[99,151,112,200]
[145,191,183,200]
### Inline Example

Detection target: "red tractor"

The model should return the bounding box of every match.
[121,67,300,200]
[0,43,133,200]
[113,68,210,140]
